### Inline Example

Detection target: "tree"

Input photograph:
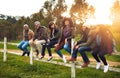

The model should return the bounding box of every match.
[110,0,120,33]
[70,0,95,25]
[41,0,67,26]
[111,0,120,25]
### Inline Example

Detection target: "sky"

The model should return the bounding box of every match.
[0,0,46,17]
[0,0,74,17]
[0,0,116,25]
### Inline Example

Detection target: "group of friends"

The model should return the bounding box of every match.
[17,18,116,73]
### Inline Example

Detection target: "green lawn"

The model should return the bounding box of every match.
[0,43,120,63]
[0,52,120,78]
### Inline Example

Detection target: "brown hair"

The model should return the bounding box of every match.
[48,21,56,30]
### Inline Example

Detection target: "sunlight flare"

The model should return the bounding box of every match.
[86,0,115,25]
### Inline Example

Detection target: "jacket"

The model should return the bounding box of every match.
[78,29,97,49]
[33,26,48,41]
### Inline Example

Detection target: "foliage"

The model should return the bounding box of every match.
[70,0,95,24]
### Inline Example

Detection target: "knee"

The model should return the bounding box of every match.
[99,54,104,58]
[17,44,21,48]
[78,47,84,53]
[63,44,68,50]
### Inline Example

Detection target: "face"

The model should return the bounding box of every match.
[23,26,29,30]
[82,26,87,31]
[34,22,40,29]
[65,20,70,26]
[50,24,55,29]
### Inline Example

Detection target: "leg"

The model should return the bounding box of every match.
[17,41,25,51]
[78,46,91,67]
[68,48,78,61]
[54,41,64,58]
[63,43,71,54]
[46,40,57,57]
[78,46,91,63]
[22,41,29,52]
[22,41,29,56]
[54,41,66,63]
[99,54,107,65]
[92,52,101,69]
[36,40,46,55]
[92,52,101,62]
[41,44,46,57]
[99,54,109,73]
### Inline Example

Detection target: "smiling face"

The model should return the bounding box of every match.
[23,24,29,30]
[65,20,70,26]
[34,21,40,29]
[82,26,87,31]
[50,24,55,29]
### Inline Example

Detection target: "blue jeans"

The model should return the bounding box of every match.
[17,40,29,53]
[78,46,91,62]
[63,43,77,58]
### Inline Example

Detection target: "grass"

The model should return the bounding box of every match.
[0,43,120,63]
[0,52,120,78]
[0,43,30,50]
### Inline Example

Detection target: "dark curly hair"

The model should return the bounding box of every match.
[62,18,73,27]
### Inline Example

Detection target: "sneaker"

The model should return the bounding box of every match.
[22,52,26,56]
[27,52,30,56]
[96,62,101,69]
[104,64,109,73]
[82,61,90,68]
[68,57,76,62]
[62,56,67,63]
[47,57,53,62]
[39,56,44,60]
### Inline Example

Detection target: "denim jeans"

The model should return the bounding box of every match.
[17,40,29,53]
[78,46,91,62]
[63,43,77,58]
[41,39,58,57]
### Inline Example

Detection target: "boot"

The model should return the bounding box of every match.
[81,61,90,68]
[68,57,76,62]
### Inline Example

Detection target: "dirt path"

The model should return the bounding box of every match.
[1,49,120,67]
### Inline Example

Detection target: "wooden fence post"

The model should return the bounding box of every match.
[30,47,33,65]
[3,37,7,62]
[71,39,75,78]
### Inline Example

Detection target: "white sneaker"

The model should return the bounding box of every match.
[104,64,109,73]
[96,62,101,69]
[47,57,53,62]
[62,56,67,63]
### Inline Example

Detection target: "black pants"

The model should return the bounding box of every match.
[41,39,58,57]
[92,52,108,65]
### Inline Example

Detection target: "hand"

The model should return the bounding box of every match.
[65,38,67,44]
[47,39,50,43]
[54,43,59,47]
[74,42,77,45]
[74,45,79,49]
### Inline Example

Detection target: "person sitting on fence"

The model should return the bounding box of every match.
[68,24,90,61]
[54,18,75,63]
[69,23,96,68]
[17,24,34,56]
[91,24,115,73]
[29,21,49,58]
[40,21,61,62]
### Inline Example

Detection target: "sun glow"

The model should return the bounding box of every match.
[61,0,74,17]
[86,0,115,25]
